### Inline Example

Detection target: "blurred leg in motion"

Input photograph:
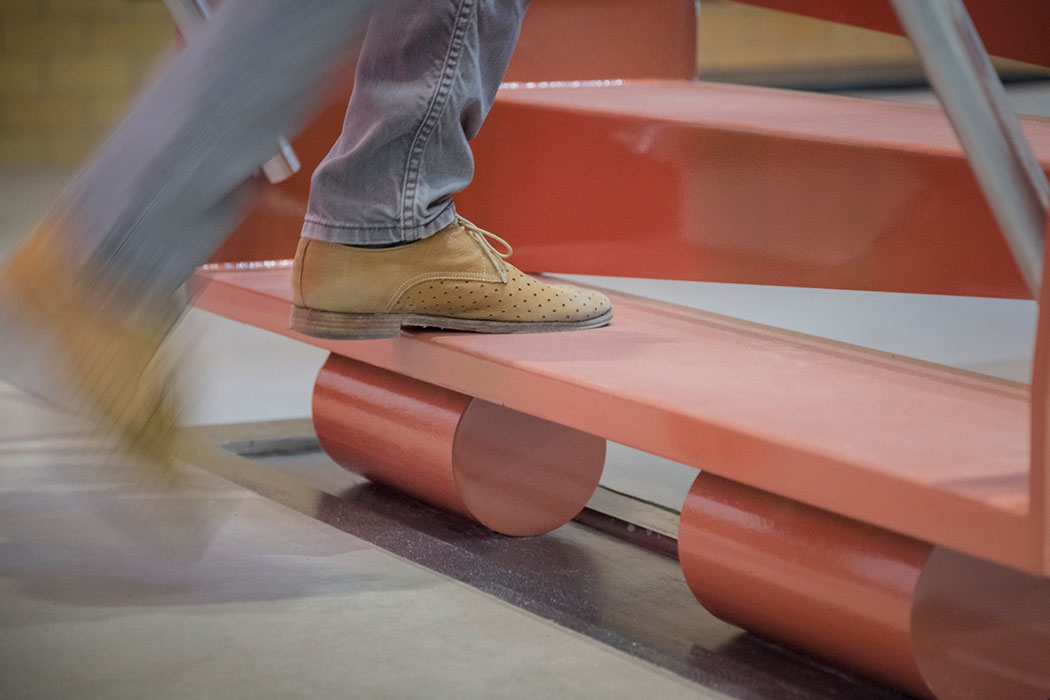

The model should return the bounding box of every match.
[0,0,370,532]
[291,0,613,340]
[64,0,373,299]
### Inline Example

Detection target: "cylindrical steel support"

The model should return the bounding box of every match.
[679,472,932,696]
[313,353,606,536]
[679,472,1050,700]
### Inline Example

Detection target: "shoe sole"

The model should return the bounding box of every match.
[289,305,613,340]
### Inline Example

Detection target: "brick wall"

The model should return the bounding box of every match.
[697,0,917,80]
[0,1,920,169]
[0,0,173,167]
[697,1,1045,88]
[0,1,1038,168]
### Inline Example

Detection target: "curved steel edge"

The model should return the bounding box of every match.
[312,353,606,536]
[679,472,1050,700]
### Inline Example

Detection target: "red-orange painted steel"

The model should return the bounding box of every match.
[458,81,1050,297]
[679,472,934,697]
[313,353,605,536]
[190,267,1043,576]
[216,80,1050,297]
[508,0,696,82]
[208,0,696,264]
[679,472,1050,699]
[911,548,1050,700]
[211,33,1050,297]
[730,0,1050,69]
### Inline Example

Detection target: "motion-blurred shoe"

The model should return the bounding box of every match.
[0,222,182,483]
[290,217,613,339]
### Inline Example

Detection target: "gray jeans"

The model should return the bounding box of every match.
[305,0,529,245]
[58,0,528,298]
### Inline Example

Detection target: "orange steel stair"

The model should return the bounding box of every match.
[459,80,1046,297]
[191,265,1045,575]
[190,261,1050,699]
[218,78,1050,298]
[191,265,1042,576]
[192,1,1050,698]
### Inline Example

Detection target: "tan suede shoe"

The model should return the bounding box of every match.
[290,217,613,339]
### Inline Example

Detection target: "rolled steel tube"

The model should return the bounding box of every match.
[679,472,1050,699]
[312,354,606,536]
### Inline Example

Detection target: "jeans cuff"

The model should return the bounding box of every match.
[301,202,458,246]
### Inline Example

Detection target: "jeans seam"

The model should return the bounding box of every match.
[304,201,456,233]
[399,0,475,230]
[302,201,453,237]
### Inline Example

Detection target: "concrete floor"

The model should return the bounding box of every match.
[0,383,727,700]
[0,380,922,700]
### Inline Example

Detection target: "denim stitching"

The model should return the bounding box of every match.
[304,201,456,232]
[399,0,475,230]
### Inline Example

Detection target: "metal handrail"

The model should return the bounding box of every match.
[891,0,1048,295]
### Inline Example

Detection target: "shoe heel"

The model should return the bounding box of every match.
[289,306,402,340]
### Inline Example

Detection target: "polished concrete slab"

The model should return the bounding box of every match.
[0,382,730,700]
[0,382,918,699]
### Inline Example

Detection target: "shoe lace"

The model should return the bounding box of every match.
[458,217,513,283]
